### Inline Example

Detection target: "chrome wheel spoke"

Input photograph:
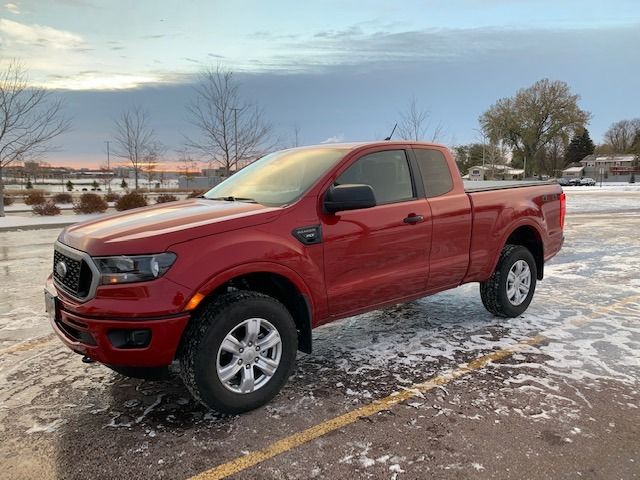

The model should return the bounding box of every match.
[255,356,278,376]
[257,331,280,351]
[221,336,242,355]
[244,318,261,345]
[239,366,255,393]
[218,361,242,382]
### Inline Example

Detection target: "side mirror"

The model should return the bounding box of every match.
[324,184,376,213]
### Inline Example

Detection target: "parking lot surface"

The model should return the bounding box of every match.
[1,188,639,479]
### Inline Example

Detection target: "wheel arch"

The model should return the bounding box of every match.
[187,263,314,354]
[500,224,545,280]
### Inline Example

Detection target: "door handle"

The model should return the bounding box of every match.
[403,214,424,224]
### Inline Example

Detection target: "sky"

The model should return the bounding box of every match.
[1,0,639,167]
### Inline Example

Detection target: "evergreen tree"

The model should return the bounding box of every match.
[564,128,595,165]
[120,179,128,189]
[25,179,33,189]
[66,180,74,191]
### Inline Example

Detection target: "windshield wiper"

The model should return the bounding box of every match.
[208,196,258,203]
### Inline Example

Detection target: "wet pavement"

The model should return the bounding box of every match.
[0,189,639,479]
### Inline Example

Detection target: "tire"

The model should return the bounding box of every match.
[480,244,537,318]
[179,291,298,414]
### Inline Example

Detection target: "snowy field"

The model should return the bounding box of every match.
[0,189,638,479]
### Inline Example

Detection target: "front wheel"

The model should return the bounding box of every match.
[480,244,537,318]
[179,291,298,414]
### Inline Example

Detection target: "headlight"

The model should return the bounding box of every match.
[93,253,177,285]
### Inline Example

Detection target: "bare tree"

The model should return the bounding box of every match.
[397,96,444,142]
[604,119,640,153]
[113,105,157,190]
[177,149,198,189]
[98,164,115,192]
[185,65,274,176]
[0,61,69,216]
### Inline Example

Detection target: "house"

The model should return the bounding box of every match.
[561,165,584,178]
[467,164,525,181]
[578,154,639,181]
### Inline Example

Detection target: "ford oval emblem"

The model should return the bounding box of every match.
[56,261,68,278]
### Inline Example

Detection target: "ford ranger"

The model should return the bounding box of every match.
[45,141,565,413]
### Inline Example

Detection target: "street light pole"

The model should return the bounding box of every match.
[104,140,111,193]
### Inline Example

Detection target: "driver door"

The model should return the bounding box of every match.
[321,147,432,317]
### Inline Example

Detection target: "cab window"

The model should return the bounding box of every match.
[336,150,414,204]
[414,148,453,197]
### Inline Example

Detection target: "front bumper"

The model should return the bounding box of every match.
[45,278,190,367]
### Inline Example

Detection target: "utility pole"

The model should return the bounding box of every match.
[523,156,527,180]
[104,140,111,193]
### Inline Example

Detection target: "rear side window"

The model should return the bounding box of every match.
[336,150,414,204]
[414,148,453,197]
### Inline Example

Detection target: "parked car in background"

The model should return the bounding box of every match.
[569,178,582,186]
[556,177,570,186]
[580,177,597,186]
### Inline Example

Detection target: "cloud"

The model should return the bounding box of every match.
[0,18,83,49]
[321,134,345,143]
[45,71,162,90]
[4,2,19,14]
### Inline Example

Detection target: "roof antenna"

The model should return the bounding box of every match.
[384,123,397,141]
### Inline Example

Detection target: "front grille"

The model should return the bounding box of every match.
[53,249,93,298]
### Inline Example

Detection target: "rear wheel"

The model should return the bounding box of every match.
[179,291,297,414]
[480,244,537,317]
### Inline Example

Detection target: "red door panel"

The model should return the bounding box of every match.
[322,199,432,316]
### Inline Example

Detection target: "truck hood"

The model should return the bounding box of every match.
[58,198,281,256]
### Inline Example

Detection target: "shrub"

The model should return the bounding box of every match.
[155,194,178,204]
[24,190,46,205]
[115,191,147,211]
[187,190,205,198]
[26,180,33,189]
[74,193,108,214]
[32,201,61,216]
[2,195,14,206]
[53,192,73,204]
[104,192,120,202]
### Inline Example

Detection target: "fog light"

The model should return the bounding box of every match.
[107,329,152,348]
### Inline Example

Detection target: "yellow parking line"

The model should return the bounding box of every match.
[190,293,640,480]
[0,334,56,357]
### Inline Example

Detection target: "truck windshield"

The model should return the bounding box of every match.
[203,147,349,206]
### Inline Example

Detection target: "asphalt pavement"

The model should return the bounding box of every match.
[0,190,639,480]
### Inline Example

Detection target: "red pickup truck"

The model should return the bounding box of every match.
[45,141,565,413]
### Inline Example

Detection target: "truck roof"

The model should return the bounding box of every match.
[285,141,446,151]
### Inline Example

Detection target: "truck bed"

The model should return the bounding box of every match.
[463,180,554,192]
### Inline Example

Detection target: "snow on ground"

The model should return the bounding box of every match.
[0,187,638,479]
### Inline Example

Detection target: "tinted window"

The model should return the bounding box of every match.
[414,149,453,197]
[336,150,414,204]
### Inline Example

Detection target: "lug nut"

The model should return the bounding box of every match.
[254,357,259,362]
[255,346,260,351]
[237,359,243,365]
[248,341,253,347]
[245,364,251,369]
[239,348,244,353]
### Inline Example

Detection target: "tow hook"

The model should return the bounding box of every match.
[81,355,95,364]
